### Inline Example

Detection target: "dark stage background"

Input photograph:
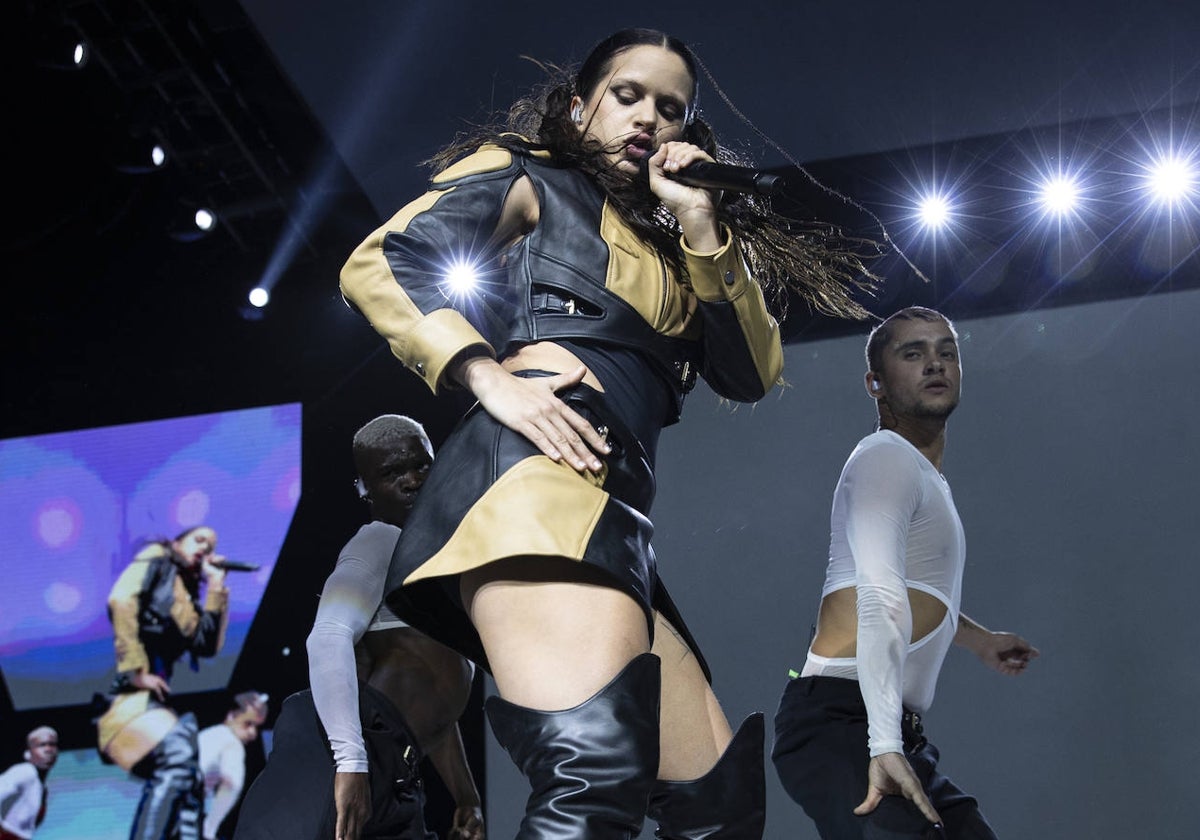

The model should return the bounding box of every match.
[5,1,1199,837]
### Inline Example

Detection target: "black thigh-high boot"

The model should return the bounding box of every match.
[129,712,205,840]
[485,652,661,839]
[646,713,766,840]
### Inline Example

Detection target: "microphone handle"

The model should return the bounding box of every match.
[667,161,784,196]
[212,560,260,572]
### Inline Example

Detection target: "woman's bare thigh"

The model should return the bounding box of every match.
[653,611,733,781]
[461,556,650,711]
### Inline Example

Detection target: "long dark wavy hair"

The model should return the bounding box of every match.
[426,28,879,321]
[133,526,211,582]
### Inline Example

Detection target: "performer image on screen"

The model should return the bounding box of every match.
[234,415,484,840]
[772,307,1040,839]
[338,27,876,838]
[96,525,231,840]
[0,726,58,840]
[198,691,269,840]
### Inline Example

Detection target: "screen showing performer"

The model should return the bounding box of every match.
[0,404,301,710]
[98,523,232,839]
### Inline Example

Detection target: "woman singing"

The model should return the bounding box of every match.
[100,525,230,840]
[339,28,872,838]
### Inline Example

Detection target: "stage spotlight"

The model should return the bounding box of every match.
[1038,175,1080,215]
[248,287,269,308]
[194,208,217,232]
[113,136,168,174]
[1145,154,1195,205]
[167,201,218,243]
[36,26,90,70]
[917,193,952,230]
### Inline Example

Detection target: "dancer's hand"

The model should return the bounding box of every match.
[455,356,610,472]
[449,804,485,839]
[955,615,1039,676]
[972,630,1040,676]
[854,752,942,827]
[130,671,170,702]
[333,771,372,840]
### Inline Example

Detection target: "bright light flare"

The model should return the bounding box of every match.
[917,193,952,229]
[1038,175,1080,215]
[445,260,479,294]
[1145,154,1196,205]
[248,287,269,307]
[194,208,216,231]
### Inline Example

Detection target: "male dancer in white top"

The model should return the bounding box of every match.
[198,692,268,839]
[772,307,1039,839]
[234,416,483,840]
[0,727,57,840]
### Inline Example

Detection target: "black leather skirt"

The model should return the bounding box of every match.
[383,373,706,678]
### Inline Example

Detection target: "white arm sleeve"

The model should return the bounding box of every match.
[306,521,400,773]
[0,763,22,810]
[0,763,34,821]
[202,737,245,839]
[842,442,924,756]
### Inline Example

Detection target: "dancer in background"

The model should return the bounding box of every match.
[0,726,58,840]
[234,415,483,840]
[772,307,1039,839]
[198,691,269,840]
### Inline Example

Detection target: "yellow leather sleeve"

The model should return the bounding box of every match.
[204,583,229,654]
[339,146,520,393]
[109,560,152,674]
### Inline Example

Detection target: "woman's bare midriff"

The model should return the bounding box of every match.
[809,586,949,658]
[501,341,606,392]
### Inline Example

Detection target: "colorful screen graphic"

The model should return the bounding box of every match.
[0,404,301,709]
[8,737,273,840]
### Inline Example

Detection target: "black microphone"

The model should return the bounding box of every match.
[211,559,261,572]
[664,161,784,196]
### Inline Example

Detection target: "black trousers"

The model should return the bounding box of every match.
[772,676,997,840]
[233,685,433,840]
[128,712,204,840]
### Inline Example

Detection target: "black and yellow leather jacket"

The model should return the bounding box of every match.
[107,545,228,688]
[339,143,783,421]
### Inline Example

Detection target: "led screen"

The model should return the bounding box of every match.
[0,404,301,709]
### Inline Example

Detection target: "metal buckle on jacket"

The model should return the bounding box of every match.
[676,360,696,393]
[532,290,578,315]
